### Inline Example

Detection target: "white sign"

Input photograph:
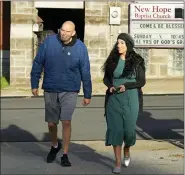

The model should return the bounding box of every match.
[109,7,121,25]
[129,3,184,48]
[34,1,84,9]
[130,21,184,47]
[130,3,183,20]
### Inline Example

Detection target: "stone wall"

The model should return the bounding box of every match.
[144,49,184,79]
[84,1,129,79]
[9,1,183,94]
[10,1,37,86]
[84,1,183,94]
[148,49,169,78]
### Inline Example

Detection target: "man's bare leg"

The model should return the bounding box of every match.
[48,122,58,145]
[62,120,71,154]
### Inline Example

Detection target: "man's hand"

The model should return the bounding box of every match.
[32,88,39,96]
[82,98,91,106]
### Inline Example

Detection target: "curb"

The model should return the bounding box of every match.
[1,93,184,98]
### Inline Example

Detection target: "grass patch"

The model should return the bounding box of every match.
[169,154,184,158]
[0,77,9,89]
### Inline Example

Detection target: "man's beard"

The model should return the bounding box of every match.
[61,35,71,43]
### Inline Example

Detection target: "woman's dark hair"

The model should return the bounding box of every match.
[102,41,143,79]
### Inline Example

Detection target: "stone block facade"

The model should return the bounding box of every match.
[10,1,37,85]
[8,1,183,94]
[84,1,183,94]
[84,2,184,78]
[84,1,129,78]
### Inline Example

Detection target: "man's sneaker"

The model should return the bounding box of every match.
[47,141,62,163]
[61,154,71,166]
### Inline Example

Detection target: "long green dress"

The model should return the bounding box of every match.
[105,58,139,147]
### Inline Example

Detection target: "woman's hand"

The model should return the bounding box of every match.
[119,85,126,92]
[109,86,116,93]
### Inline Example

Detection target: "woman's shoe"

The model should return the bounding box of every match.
[112,167,121,174]
[123,146,131,167]
[123,155,131,167]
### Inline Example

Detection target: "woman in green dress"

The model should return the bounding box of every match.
[102,33,146,174]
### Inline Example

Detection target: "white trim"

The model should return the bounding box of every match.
[134,1,183,3]
[34,1,84,9]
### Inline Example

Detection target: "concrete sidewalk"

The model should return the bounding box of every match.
[1,77,184,97]
[1,86,42,97]
[1,140,183,174]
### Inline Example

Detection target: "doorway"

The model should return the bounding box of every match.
[36,8,85,44]
[0,1,10,83]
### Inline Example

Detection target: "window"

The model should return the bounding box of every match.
[168,49,184,76]
[134,48,149,70]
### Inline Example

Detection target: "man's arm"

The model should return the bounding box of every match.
[79,45,92,99]
[30,42,46,89]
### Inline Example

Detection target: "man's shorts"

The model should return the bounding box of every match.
[44,91,78,124]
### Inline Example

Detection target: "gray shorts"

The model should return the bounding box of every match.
[44,91,78,124]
